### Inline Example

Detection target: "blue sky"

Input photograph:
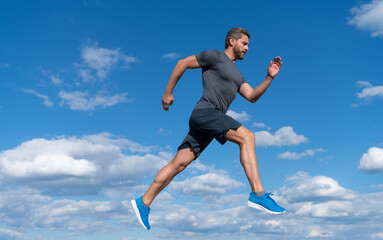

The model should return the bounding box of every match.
[1,0,383,239]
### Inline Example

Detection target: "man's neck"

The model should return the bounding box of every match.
[224,48,237,63]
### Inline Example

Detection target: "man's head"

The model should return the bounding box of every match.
[225,27,250,60]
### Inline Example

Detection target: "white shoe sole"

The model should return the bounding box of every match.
[131,199,150,230]
[247,201,286,215]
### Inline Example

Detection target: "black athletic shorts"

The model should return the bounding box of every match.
[178,107,242,157]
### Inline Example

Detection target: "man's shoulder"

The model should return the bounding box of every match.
[195,50,223,67]
[200,49,222,55]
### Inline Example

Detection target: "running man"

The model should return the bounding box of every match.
[131,27,285,230]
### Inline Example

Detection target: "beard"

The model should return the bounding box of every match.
[233,46,245,60]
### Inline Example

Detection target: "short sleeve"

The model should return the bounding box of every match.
[240,73,247,85]
[195,50,220,69]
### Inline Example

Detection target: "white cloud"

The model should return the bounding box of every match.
[372,233,383,239]
[348,0,383,37]
[296,201,353,217]
[4,154,98,178]
[50,75,63,86]
[226,110,251,122]
[203,194,248,209]
[59,90,130,111]
[161,52,181,60]
[357,80,373,88]
[254,126,308,147]
[0,133,169,195]
[81,45,118,78]
[77,68,96,83]
[289,191,383,223]
[187,159,211,173]
[40,69,63,86]
[306,229,334,238]
[0,187,130,235]
[0,228,24,240]
[80,43,138,80]
[170,170,244,197]
[275,174,383,234]
[356,81,383,99]
[144,202,259,235]
[83,132,157,153]
[21,88,53,107]
[158,128,172,136]
[33,44,139,112]
[358,147,383,173]
[280,171,357,203]
[2,168,383,239]
[252,122,271,130]
[87,169,383,239]
[277,148,325,160]
[143,181,382,239]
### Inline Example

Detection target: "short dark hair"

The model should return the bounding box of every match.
[225,27,250,49]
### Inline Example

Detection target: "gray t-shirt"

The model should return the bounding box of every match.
[194,50,246,113]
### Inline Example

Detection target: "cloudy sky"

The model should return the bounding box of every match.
[1,0,383,239]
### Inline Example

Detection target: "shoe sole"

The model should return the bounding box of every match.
[247,201,286,215]
[131,199,150,230]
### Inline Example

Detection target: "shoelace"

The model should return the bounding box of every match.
[265,193,276,203]
[141,200,150,216]
[145,206,150,216]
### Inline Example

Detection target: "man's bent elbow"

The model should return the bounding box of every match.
[250,97,258,103]
[176,59,185,67]
[175,59,188,71]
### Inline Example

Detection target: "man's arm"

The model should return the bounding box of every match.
[239,56,283,103]
[162,55,200,111]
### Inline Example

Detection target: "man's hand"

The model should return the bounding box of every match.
[267,56,283,79]
[162,93,174,111]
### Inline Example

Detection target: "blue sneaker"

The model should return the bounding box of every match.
[131,196,151,230]
[247,192,286,214]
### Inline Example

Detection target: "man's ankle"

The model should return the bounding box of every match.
[142,196,150,208]
[253,190,265,197]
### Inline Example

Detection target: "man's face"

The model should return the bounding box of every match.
[232,34,249,60]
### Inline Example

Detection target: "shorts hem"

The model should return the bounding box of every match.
[219,124,242,145]
[178,141,201,158]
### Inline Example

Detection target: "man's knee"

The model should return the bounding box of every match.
[242,130,255,145]
[171,148,196,173]
[174,163,188,173]
[171,159,193,173]
[234,128,255,146]
[227,126,255,146]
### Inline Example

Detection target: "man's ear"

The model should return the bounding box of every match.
[229,37,236,47]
